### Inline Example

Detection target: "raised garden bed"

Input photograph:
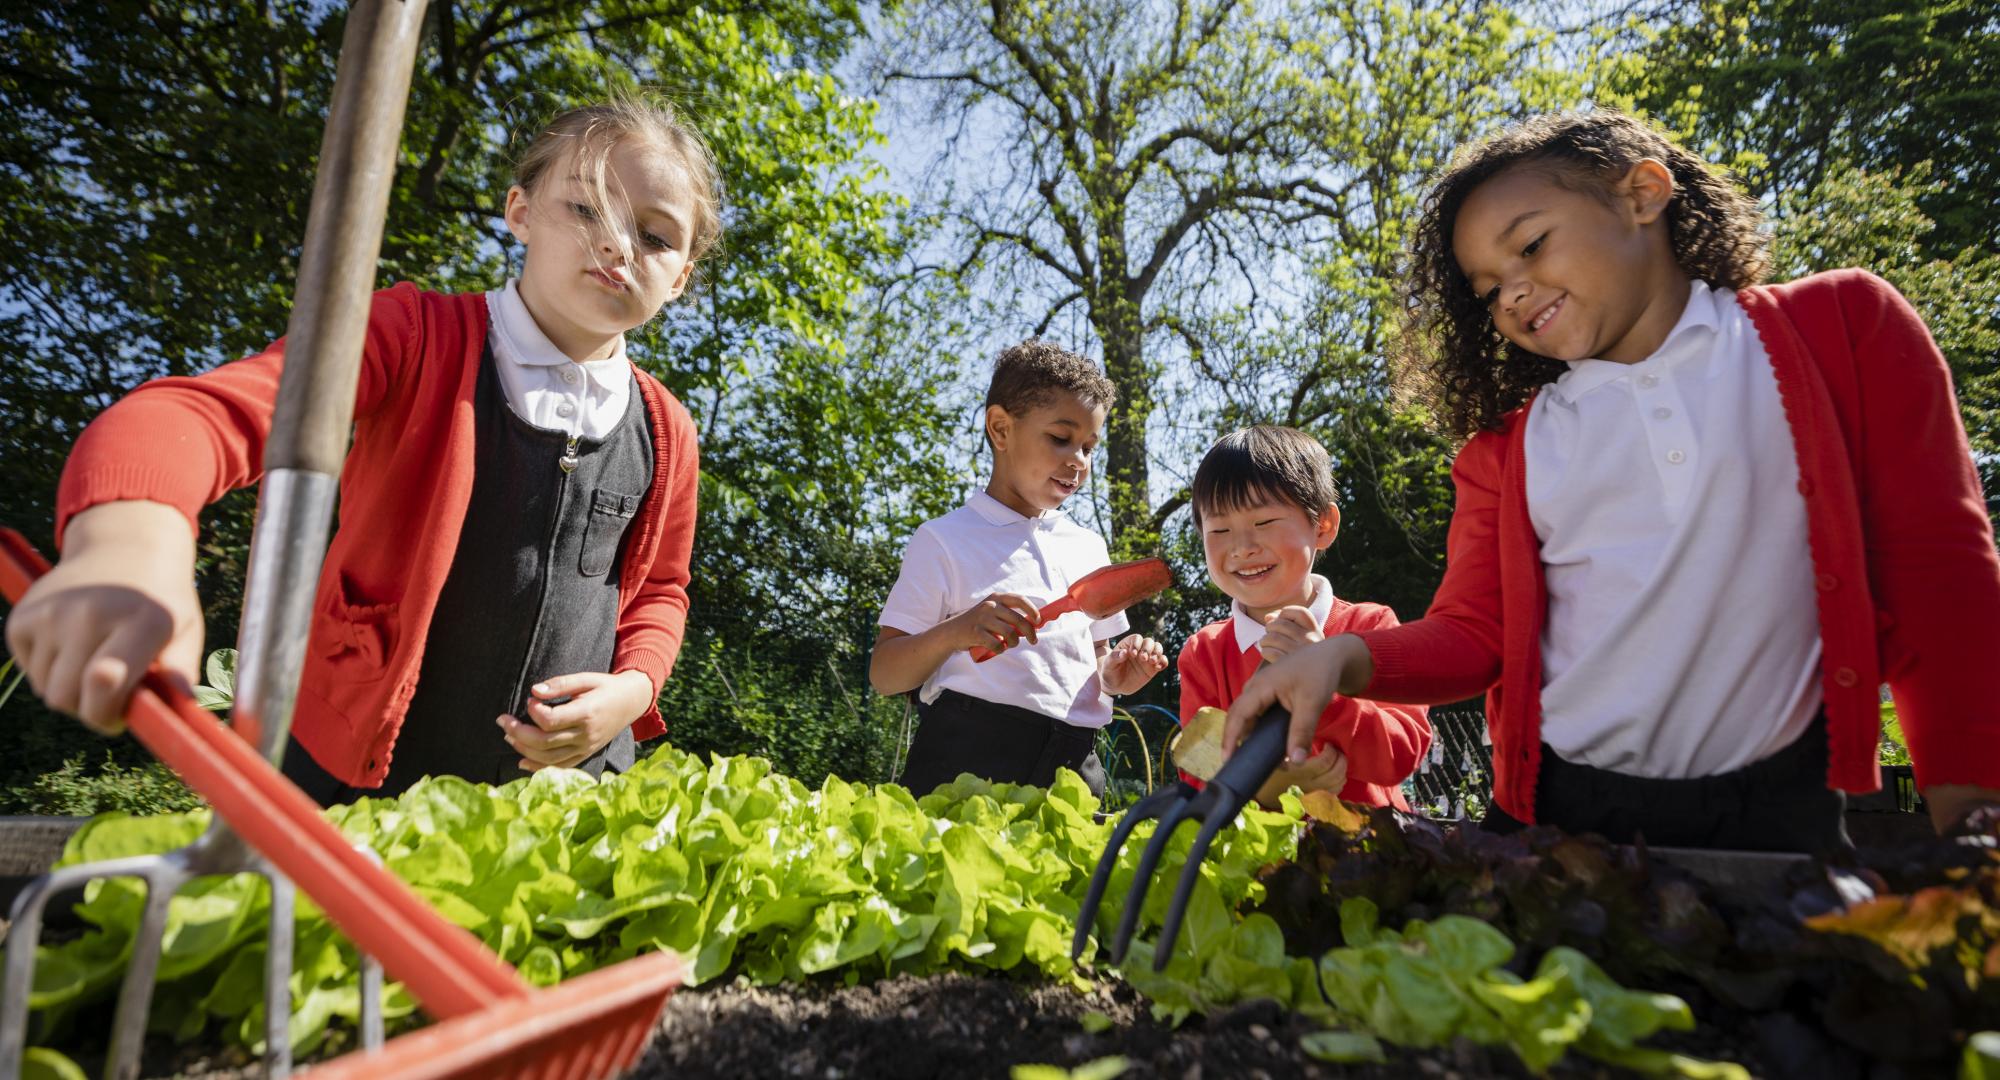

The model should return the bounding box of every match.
[1,753,1989,1080]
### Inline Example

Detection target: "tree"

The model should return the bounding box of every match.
[1627,0,2000,260]
[874,0,1566,631]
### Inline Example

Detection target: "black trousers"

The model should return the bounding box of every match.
[900,689,1107,797]
[1482,715,1851,857]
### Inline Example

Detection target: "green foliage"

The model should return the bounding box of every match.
[1011,1057,1130,1080]
[1880,700,1912,767]
[18,743,1301,1057]
[1,754,199,818]
[1309,898,1741,1077]
[1625,0,2000,260]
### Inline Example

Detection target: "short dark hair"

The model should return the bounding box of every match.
[984,339,1116,419]
[1190,426,1337,527]
[1400,109,1770,439]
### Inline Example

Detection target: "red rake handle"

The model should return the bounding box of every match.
[968,595,1080,664]
[0,529,529,1018]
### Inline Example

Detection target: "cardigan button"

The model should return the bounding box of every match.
[1833,667,1859,688]
[1816,574,1839,592]
[1797,478,1814,497]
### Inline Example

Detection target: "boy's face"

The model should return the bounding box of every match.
[1199,496,1339,621]
[985,394,1107,516]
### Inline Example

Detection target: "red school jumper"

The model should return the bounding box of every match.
[1179,598,1432,809]
[1351,269,2000,823]
[55,284,700,788]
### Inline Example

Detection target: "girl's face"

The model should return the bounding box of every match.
[1199,496,1338,622]
[1451,161,1687,366]
[984,394,1107,517]
[505,138,698,362]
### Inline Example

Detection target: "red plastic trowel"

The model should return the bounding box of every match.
[970,556,1172,662]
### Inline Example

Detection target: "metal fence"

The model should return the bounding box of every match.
[1402,708,1492,820]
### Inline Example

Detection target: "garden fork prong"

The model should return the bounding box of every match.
[1070,707,1295,971]
[1104,789,1217,964]
[1150,791,1247,972]
[1070,782,1195,962]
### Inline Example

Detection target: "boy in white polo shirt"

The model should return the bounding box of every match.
[870,340,1169,797]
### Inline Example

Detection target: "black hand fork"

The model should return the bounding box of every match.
[1070,706,1290,971]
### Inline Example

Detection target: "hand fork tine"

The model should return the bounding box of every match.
[1104,787,1216,964]
[1070,782,1193,961]
[1069,707,1292,968]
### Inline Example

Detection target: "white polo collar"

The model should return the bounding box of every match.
[968,490,1053,527]
[1232,573,1335,653]
[1550,279,1722,405]
[489,279,629,394]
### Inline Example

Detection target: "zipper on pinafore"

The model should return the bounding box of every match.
[559,434,580,473]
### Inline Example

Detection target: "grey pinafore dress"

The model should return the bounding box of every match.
[284,342,653,803]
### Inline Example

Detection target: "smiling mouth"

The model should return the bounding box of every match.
[588,268,629,291]
[1528,294,1565,335]
[1233,565,1273,582]
[1053,475,1079,493]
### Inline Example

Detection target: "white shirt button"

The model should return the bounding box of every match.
[1666,449,1686,464]
[556,401,575,418]
[1638,374,1660,388]
[1653,407,1673,420]
[562,368,578,384]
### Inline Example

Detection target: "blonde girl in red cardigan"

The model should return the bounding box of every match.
[1223,111,2000,852]
[7,97,716,802]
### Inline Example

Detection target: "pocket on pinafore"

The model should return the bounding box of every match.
[581,489,643,576]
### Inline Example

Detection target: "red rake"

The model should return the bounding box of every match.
[969,557,1173,662]
[0,529,686,1080]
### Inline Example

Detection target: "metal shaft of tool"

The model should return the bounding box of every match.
[233,0,429,761]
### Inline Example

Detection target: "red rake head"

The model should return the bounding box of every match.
[299,950,685,1080]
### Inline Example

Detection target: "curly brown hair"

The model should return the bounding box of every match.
[985,339,1116,416]
[1400,111,1770,439]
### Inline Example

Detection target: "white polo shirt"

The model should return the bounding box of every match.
[1526,279,1822,778]
[879,492,1129,728]
[485,279,633,439]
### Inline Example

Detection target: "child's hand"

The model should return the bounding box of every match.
[1253,744,1347,808]
[955,593,1040,654]
[1223,633,1375,766]
[4,502,205,735]
[498,670,653,771]
[1256,606,1324,664]
[1101,634,1168,695]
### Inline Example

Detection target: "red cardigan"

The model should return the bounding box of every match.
[56,284,699,787]
[1353,269,2000,822]
[1180,598,1430,809]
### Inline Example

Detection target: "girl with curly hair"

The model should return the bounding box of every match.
[1221,110,2000,853]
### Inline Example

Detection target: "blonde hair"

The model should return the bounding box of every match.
[514,95,724,274]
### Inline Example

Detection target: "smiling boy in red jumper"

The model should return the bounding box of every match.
[1178,426,1431,809]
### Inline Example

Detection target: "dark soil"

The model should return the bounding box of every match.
[101,969,1767,1079]
[634,970,1761,1080]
